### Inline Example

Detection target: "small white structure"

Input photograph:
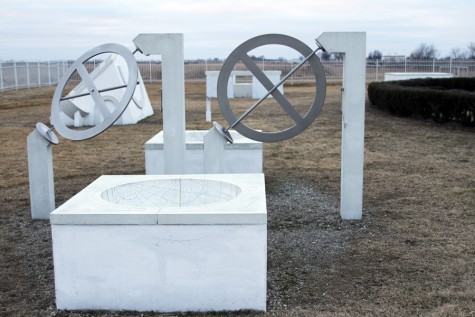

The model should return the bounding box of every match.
[50,174,267,312]
[205,70,282,121]
[384,72,453,81]
[59,54,154,127]
[145,130,262,175]
[381,55,405,63]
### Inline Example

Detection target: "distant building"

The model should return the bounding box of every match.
[382,55,406,63]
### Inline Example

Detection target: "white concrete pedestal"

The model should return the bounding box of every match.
[51,174,267,312]
[317,32,366,220]
[27,130,55,219]
[145,130,262,175]
[133,34,186,174]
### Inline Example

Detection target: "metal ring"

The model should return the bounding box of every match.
[50,43,138,141]
[217,34,326,142]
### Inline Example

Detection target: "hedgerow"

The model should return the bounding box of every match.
[367,78,475,126]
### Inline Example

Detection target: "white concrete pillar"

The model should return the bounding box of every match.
[133,34,186,174]
[206,97,212,122]
[317,32,366,220]
[27,130,55,219]
[203,127,227,173]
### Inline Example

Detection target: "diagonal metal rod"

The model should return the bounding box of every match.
[226,46,322,130]
[60,81,140,101]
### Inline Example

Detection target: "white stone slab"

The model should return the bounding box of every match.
[52,224,267,312]
[384,72,453,81]
[145,130,263,175]
[252,70,282,99]
[203,127,228,174]
[233,83,253,98]
[205,71,233,98]
[50,174,266,225]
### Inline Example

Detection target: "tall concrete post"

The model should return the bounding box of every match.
[27,130,55,219]
[133,34,186,174]
[317,32,366,220]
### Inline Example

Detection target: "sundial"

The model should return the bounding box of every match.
[214,34,327,143]
[42,43,139,142]
[28,32,366,222]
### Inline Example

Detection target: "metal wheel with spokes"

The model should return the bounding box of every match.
[217,34,326,143]
[50,43,138,141]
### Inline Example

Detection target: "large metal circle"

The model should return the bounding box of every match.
[217,34,326,142]
[51,43,138,141]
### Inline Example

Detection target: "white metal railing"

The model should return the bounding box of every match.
[1,58,474,92]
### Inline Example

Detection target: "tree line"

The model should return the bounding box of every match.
[367,42,475,60]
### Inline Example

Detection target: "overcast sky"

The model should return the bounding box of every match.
[1,0,474,61]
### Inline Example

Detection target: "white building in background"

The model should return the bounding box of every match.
[382,55,406,63]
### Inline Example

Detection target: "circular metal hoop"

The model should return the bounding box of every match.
[51,43,138,141]
[217,34,326,143]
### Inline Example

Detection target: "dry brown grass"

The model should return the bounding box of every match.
[0,82,474,317]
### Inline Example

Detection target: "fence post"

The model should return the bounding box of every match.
[449,58,453,75]
[27,62,30,89]
[63,61,67,77]
[38,62,41,87]
[404,58,407,72]
[432,58,435,72]
[14,61,18,90]
[376,59,379,81]
[290,61,293,86]
[48,61,51,86]
[0,61,3,93]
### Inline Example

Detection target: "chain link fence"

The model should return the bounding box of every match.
[1,58,474,93]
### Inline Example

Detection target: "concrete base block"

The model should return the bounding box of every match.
[50,174,267,312]
[52,224,266,312]
[145,130,262,175]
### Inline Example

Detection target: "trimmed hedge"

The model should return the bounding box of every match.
[367,78,475,126]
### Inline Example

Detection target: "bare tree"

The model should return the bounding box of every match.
[409,43,439,59]
[468,42,475,60]
[317,51,331,61]
[450,47,467,59]
[367,50,383,60]
[331,52,344,61]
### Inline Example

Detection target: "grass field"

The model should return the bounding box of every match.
[0,82,474,316]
